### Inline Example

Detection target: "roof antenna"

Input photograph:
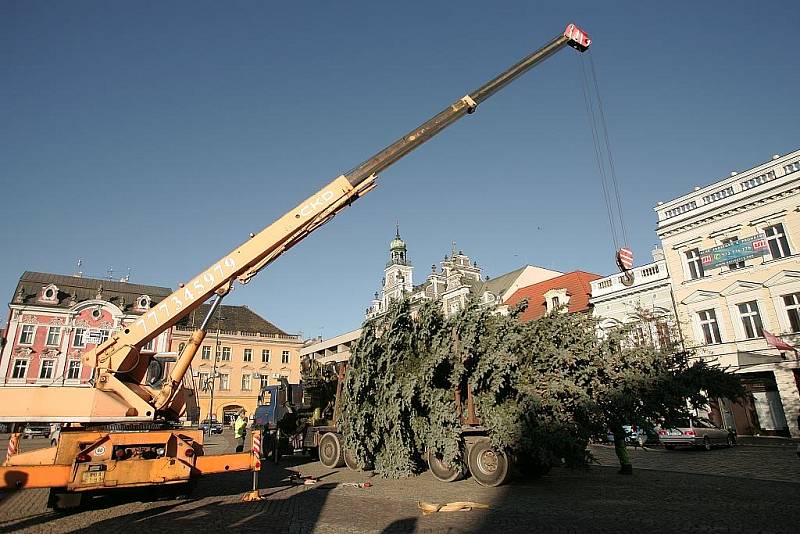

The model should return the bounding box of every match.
[75,259,83,278]
[121,267,131,283]
[107,266,114,281]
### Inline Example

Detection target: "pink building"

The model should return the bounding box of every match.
[0,272,172,388]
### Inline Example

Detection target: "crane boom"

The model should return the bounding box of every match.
[0,24,590,424]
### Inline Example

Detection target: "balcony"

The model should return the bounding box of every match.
[590,260,670,299]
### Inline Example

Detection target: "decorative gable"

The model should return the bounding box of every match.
[134,294,152,312]
[763,270,800,288]
[544,288,569,313]
[681,290,721,305]
[38,284,59,304]
[720,280,764,296]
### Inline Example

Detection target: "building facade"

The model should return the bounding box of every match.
[171,303,304,424]
[366,229,562,319]
[655,149,800,438]
[300,329,361,364]
[590,249,677,349]
[0,272,172,388]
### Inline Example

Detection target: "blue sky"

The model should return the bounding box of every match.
[2,1,798,338]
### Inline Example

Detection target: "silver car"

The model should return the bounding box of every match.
[658,417,735,450]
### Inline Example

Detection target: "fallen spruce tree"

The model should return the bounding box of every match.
[339,297,742,479]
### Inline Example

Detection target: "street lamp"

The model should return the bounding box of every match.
[206,309,225,436]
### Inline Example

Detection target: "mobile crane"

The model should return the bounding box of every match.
[0,23,590,505]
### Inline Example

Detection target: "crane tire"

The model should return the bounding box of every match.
[318,432,345,468]
[428,450,465,483]
[467,438,512,487]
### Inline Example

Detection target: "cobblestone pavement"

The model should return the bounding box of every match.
[590,442,800,483]
[1,438,798,533]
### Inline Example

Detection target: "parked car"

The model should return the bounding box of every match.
[658,417,735,450]
[607,424,659,447]
[22,424,51,439]
[199,419,223,434]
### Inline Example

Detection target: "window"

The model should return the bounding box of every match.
[721,236,745,270]
[685,248,705,280]
[241,374,252,391]
[221,347,231,361]
[201,346,211,360]
[46,326,61,346]
[281,350,290,364]
[656,322,672,348]
[764,223,791,259]
[178,342,186,354]
[98,330,110,344]
[783,293,800,333]
[19,325,35,345]
[551,296,560,310]
[73,328,86,347]
[142,338,155,351]
[261,349,270,363]
[260,376,269,390]
[737,301,763,339]
[12,359,28,379]
[199,372,210,391]
[67,360,81,380]
[698,309,722,344]
[39,360,55,380]
[630,324,649,347]
[219,373,230,390]
[243,348,252,362]
[784,160,800,174]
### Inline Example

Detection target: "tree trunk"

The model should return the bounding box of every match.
[611,426,632,475]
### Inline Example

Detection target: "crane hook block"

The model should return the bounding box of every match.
[564,23,591,52]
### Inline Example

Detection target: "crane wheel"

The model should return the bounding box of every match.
[467,438,512,487]
[428,450,466,483]
[318,432,345,468]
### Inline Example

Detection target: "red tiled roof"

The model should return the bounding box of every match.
[505,270,602,322]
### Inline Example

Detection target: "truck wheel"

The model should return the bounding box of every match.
[467,438,512,487]
[318,432,345,468]
[427,450,465,483]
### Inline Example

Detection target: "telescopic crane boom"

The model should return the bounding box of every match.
[0,24,590,425]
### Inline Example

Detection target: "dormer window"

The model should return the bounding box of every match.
[135,295,152,311]
[544,288,569,314]
[39,284,59,303]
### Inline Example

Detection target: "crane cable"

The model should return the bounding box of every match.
[578,51,629,259]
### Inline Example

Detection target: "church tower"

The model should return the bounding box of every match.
[382,225,414,307]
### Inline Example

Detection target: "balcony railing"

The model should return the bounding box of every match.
[591,261,669,298]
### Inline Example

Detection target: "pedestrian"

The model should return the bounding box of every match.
[235,410,248,453]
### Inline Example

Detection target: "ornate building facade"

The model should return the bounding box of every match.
[0,272,172,388]
[366,229,563,319]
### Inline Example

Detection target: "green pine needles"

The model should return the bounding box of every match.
[339,297,742,477]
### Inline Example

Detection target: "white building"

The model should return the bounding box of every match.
[655,149,800,438]
[590,248,677,349]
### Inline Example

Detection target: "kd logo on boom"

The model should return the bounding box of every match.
[299,190,335,217]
